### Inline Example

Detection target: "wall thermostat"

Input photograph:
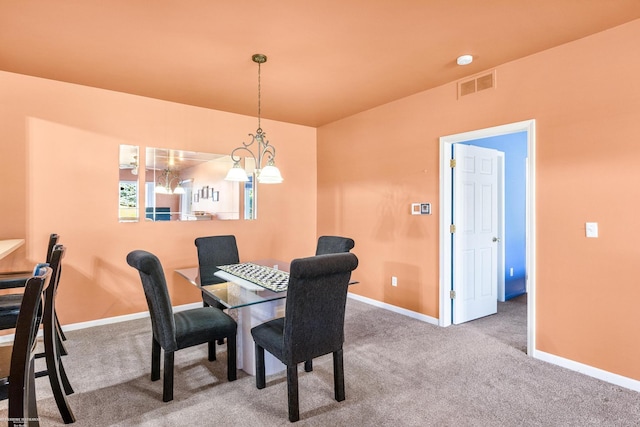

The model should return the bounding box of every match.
[411,203,431,215]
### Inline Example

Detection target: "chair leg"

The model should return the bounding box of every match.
[44,317,76,423]
[208,341,216,361]
[58,357,74,395]
[151,338,161,381]
[203,296,225,345]
[163,351,174,402]
[27,366,38,426]
[56,313,67,341]
[304,360,313,372]
[9,359,37,427]
[56,331,68,356]
[287,364,300,422]
[333,349,345,402]
[255,344,265,389]
[226,334,237,381]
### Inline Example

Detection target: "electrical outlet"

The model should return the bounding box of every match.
[391,276,398,287]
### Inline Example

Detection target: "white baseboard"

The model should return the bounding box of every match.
[533,349,640,393]
[347,292,439,326]
[0,302,202,344]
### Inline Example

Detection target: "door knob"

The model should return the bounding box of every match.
[492,237,500,242]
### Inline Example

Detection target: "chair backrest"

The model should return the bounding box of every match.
[283,253,358,364]
[126,250,177,351]
[43,245,64,336]
[45,234,59,263]
[315,236,355,256]
[8,266,51,419]
[194,235,239,285]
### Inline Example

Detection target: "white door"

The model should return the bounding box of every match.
[452,144,502,324]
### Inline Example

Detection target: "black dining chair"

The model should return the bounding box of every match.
[194,235,240,309]
[305,235,355,372]
[0,245,75,423]
[251,252,359,422]
[0,265,51,427]
[41,245,75,423]
[0,233,67,349]
[315,235,355,256]
[195,235,239,348]
[127,250,238,402]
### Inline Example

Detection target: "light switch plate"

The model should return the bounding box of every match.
[586,222,598,238]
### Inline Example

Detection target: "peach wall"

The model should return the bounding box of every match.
[318,20,640,380]
[0,72,317,324]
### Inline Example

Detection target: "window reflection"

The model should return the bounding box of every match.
[119,145,139,222]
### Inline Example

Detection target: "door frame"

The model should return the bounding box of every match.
[439,119,536,356]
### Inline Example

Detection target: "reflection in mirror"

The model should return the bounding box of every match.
[145,147,240,221]
[119,144,139,222]
[243,157,256,220]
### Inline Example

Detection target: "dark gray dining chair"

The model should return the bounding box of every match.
[306,235,355,372]
[251,252,358,422]
[194,235,240,310]
[0,265,50,427]
[127,250,237,402]
[315,235,355,256]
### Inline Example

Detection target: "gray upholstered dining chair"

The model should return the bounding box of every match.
[194,235,240,310]
[127,250,237,402]
[251,252,358,422]
[315,235,355,256]
[306,235,355,372]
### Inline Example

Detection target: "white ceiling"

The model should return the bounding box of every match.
[2,1,639,127]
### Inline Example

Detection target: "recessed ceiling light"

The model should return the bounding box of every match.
[457,54,473,66]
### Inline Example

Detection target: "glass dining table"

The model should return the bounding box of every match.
[174,259,289,310]
[175,259,289,376]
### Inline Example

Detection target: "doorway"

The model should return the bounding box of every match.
[439,120,536,356]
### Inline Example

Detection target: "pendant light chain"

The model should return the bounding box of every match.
[257,60,261,131]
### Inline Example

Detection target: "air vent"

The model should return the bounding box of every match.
[457,70,496,98]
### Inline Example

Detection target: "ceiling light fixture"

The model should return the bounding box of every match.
[456,54,473,66]
[130,155,139,175]
[225,54,283,184]
[155,168,185,195]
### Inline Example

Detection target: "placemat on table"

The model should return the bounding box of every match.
[217,263,289,292]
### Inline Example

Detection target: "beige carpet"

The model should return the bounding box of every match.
[2,295,639,426]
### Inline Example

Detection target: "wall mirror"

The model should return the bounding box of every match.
[145,147,240,221]
[119,144,140,222]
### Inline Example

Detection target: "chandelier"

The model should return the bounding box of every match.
[225,54,283,184]
[154,168,185,195]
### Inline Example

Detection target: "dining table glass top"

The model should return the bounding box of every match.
[175,259,289,310]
